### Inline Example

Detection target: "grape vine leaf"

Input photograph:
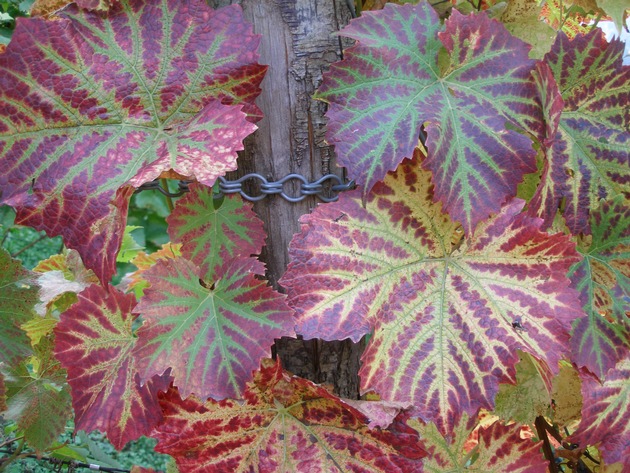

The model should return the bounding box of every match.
[551,361,583,427]
[126,242,181,297]
[134,256,295,400]
[0,371,6,412]
[0,248,37,365]
[1,335,72,452]
[418,414,548,472]
[315,2,542,234]
[596,0,628,33]
[568,194,630,379]
[571,358,630,469]
[167,185,265,281]
[152,358,426,473]
[54,284,171,449]
[280,155,583,433]
[494,351,554,425]
[0,0,266,283]
[533,29,630,234]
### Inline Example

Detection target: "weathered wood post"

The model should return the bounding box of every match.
[209,0,365,398]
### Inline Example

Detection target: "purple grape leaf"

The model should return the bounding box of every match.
[539,29,630,234]
[54,284,171,449]
[134,256,295,400]
[1,335,72,453]
[0,372,5,412]
[568,194,630,379]
[571,359,630,469]
[420,414,547,472]
[152,358,426,473]
[0,248,37,365]
[0,0,266,283]
[280,155,583,434]
[315,2,542,234]
[167,184,265,281]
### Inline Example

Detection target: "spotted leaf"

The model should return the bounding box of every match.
[134,256,294,400]
[54,284,171,449]
[280,155,583,434]
[167,185,265,281]
[0,248,37,365]
[315,2,542,234]
[0,0,265,283]
[152,358,426,473]
[568,194,630,379]
[1,336,72,453]
[536,29,630,234]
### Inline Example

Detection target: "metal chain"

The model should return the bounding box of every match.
[135,173,355,203]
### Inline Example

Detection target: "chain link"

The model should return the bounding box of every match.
[135,173,355,203]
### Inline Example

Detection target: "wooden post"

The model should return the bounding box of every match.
[209,0,365,398]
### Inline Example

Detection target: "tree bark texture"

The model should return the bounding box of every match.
[208,0,366,399]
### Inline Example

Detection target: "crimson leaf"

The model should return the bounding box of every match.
[0,0,265,282]
[134,257,294,400]
[316,3,542,234]
[54,284,171,449]
[167,184,265,281]
[281,155,583,433]
[152,358,426,473]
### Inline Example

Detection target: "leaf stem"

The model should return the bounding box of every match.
[535,416,559,473]
[161,178,174,212]
[11,234,47,258]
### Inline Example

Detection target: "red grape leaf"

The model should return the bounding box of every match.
[315,2,542,234]
[419,414,547,472]
[0,248,37,365]
[54,284,171,449]
[568,194,630,379]
[536,29,630,234]
[571,358,630,469]
[126,243,181,297]
[1,336,72,453]
[167,185,265,281]
[152,358,426,473]
[134,256,294,400]
[280,154,583,434]
[0,0,265,283]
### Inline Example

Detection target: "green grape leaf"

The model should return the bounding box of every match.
[152,358,426,473]
[494,351,554,425]
[0,247,37,365]
[134,256,295,400]
[54,284,171,449]
[2,336,72,453]
[597,0,629,34]
[420,414,547,472]
[571,358,630,469]
[568,194,630,379]
[0,0,265,283]
[167,184,265,281]
[315,2,542,234]
[280,155,583,433]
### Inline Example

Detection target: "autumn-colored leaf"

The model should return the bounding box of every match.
[418,414,547,472]
[0,0,265,283]
[1,336,72,453]
[54,284,171,449]
[280,155,583,433]
[500,0,557,59]
[571,358,630,469]
[33,249,98,316]
[126,243,181,297]
[568,194,630,379]
[315,2,542,234]
[0,248,37,365]
[0,371,6,412]
[537,29,630,234]
[551,361,583,427]
[152,358,426,473]
[134,256,294,400]
[167,185,265,281]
